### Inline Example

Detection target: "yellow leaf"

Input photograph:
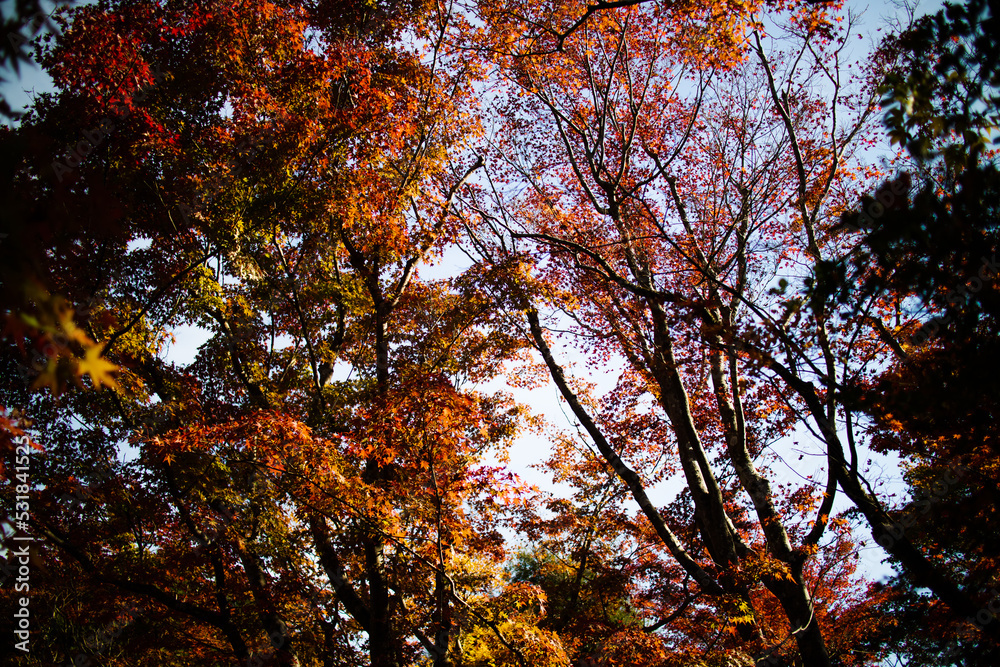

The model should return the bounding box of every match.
[77,342,118,390]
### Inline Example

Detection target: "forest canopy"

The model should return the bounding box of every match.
[1,0,998,666]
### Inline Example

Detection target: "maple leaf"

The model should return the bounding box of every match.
[76,342,118,390]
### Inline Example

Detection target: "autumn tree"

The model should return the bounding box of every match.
[461,0,911,664]
[1,1,533,666]
[5,0,994,665]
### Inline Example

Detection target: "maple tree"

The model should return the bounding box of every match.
[2,0,997,665]
[1,0,531,665]
[458,0,948,664]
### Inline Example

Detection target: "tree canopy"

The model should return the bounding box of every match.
[1,0,998,666]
